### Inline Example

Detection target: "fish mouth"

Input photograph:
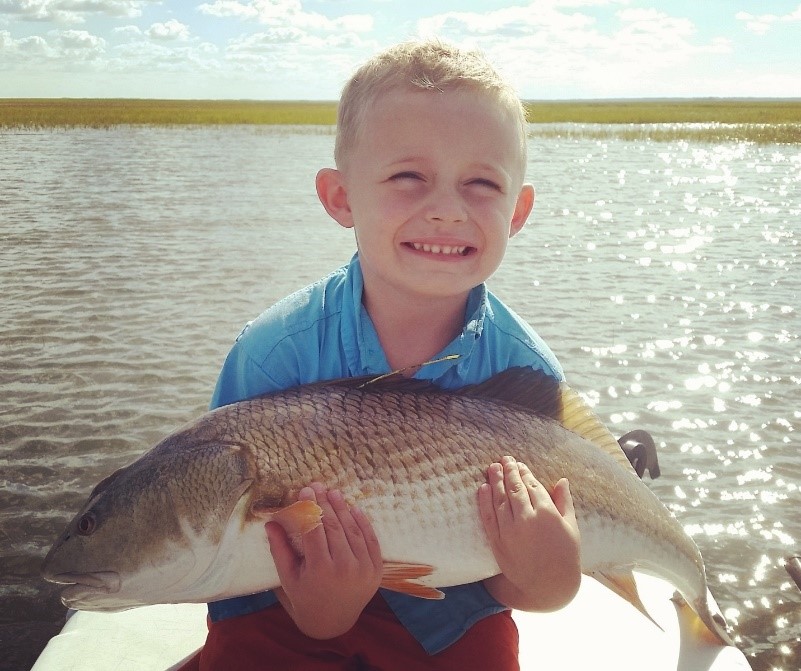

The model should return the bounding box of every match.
[47,571,122,605]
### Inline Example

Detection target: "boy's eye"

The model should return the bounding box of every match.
[468,178,502,192]
[390,171,423,182]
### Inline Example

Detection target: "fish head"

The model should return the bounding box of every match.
[41,441,253,611]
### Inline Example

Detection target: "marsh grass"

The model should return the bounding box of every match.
[523,98,801,124]
[2,98,801,143]
[524,99,801,144]
[0,99,337,128]
[528,123,801,145]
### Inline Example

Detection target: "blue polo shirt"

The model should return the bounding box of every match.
[208,254,563,654]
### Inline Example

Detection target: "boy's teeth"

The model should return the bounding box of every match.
[411,243,467,256]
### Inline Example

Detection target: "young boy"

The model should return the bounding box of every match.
[181,39,581,670]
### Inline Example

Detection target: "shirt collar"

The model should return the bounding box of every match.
[341,254,488,380]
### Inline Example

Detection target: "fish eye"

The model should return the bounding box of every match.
[77,512,97,536]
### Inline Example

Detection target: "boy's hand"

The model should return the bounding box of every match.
[266,483,383,639]
[478,456,581,612]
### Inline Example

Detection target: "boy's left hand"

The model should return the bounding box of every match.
[478,455,581,612]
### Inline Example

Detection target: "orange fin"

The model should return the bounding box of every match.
[381,561,444,600]
[256,500,323,537]
[593,570,663,631]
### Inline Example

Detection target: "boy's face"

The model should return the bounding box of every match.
[318,87,534,306]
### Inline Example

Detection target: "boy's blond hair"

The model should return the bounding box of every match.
[335,39,528,174]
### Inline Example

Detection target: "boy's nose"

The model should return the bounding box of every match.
[424,191,467,224]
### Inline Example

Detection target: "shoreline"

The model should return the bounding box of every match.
[2,98,801,143]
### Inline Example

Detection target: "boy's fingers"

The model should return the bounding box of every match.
[552,478,576,519]
[298,484,337,560]
[478,482,501,543]
[325,489,366,556]
[351,505,383,569]
[266,521,299,583]
[487,462,510,516]
[517,461,551,507]
[502,456,553,518]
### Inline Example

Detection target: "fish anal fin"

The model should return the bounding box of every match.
[255,500,323,538]
[381,561,444,600]
[593,570,664,631]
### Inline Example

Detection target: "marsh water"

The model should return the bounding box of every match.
[1,125,799,670]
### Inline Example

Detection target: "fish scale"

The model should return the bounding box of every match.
[41,367,734,647]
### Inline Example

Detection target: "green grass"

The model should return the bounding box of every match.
[524,99,801,144]
[523,98,801,125]
[2,98,801,143]
[0,99,337,128]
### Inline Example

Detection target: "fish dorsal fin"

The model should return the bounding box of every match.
[457,367,638,476]
[556,380,639,475]
[456,367,561,413]
[312,367,637,475]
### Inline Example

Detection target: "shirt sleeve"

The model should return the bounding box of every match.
[210,329,279,409]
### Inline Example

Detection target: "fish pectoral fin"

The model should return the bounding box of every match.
[381,561,444,600]
[256,500,323,537]
[593,570,664,631]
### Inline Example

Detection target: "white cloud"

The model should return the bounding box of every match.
[113,24,143,37]
[198,0,372,34]
[196,0,373,86]
[56,28,106,54]
[413,3,733,99]
[1,1,798,99]
[0,29,51,56]
[0,0,157,24]
[736,6,801,35]
[0,26,106,64]
[735,11,777,36]
[147,19,190,41]
[197,0,261,20]
[417,4,595,38]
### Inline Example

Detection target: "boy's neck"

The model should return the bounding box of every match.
[362,290,470,373]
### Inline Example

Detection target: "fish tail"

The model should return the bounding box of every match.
[672,591,735,647]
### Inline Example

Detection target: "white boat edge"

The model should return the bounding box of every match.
[31,572,751,671]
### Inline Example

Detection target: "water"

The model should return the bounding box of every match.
[1,126,798,670]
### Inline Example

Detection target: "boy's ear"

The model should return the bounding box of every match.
[509,183,535,238]
[316,168,354,229]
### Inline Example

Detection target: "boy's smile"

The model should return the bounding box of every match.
[317,86,534,309]
[404,242,471,257]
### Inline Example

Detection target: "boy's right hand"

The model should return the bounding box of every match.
[265,483,383,639]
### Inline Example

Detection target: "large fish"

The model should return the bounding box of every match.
[41,367,734,646]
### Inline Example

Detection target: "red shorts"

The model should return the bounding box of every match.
[178,593,519,671]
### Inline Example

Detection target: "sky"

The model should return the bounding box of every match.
[1,0,800,100]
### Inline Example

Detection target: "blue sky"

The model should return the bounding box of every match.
[1,0,800,99]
